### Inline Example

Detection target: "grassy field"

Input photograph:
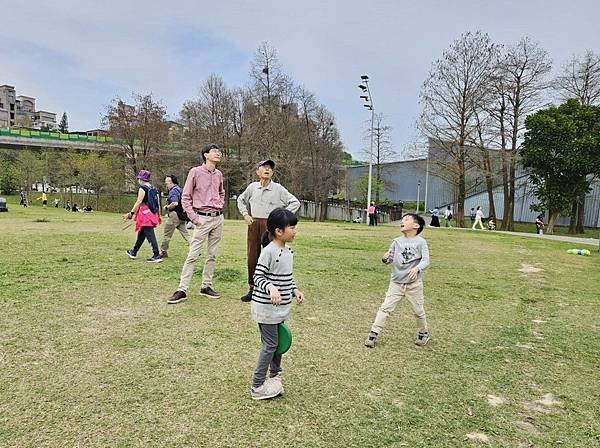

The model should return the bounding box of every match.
[0,205,599,447]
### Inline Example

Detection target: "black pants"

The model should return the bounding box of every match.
[369,214,376,226]
[133,226,159,256]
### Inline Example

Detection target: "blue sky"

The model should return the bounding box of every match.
[2,0,599,159]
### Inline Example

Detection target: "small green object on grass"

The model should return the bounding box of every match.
[276,322,292,355]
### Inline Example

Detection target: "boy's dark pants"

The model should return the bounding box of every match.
[252,323,282,388]
[247,218,267,288]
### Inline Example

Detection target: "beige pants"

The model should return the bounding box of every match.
[160,211,191,252]
[371,280,427,334]
[177,215,224,292]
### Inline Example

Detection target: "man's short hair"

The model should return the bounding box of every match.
[201,143,219,162]
[167,175,178,185]
[404,213,426,234]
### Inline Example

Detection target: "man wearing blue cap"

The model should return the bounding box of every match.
[237,160,300,302]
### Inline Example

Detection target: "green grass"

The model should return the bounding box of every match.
[0,207,599,447]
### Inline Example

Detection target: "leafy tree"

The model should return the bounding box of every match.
[59,112,69,133]
[522,99,600,233]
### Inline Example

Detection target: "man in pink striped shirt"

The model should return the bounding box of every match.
[168,143,225,304]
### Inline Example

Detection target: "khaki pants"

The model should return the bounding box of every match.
[177,215,224,292]
[160,211,191,252]
[371,280,427,334]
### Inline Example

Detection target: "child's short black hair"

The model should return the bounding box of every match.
[167,174,179,185]
[261,208,298,247]
[201,143,220,162]
[403,213,425,235]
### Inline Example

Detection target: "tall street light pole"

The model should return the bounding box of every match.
[359,75,374,222]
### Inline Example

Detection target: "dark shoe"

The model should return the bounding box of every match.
[167,290,187,304]
[200,286,221,299]
[240,289,253,302]
[159,250,168,258]
[147,255,163,263]
[125,249,137,259]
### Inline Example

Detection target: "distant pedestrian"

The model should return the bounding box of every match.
[71,203,79,212]
[429,207,440,227]
[368,202,377,226]
[37,191,48,207]
[65,200,71,211]
[535,214,545,235]
[124,169,163,263]
[472,206,485,230]
[53,198,60,208]
[159,174,191,258]
[444,206,453,227]
[469,208,476,225]
[19,190,27,207]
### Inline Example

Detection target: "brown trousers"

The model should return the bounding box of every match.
[247,218,267,287]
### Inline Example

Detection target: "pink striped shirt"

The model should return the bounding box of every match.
[181,164,225,222]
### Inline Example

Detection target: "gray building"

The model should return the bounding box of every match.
[0,84,57,129]
[346,139,600,228]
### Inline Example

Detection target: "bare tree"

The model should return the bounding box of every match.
[419,31,499,226]
[103,93,169,185]
[555,50,600,232]
[362,114,398,202]
[498,37,552,230]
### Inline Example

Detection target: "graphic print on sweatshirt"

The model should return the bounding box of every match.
[400,246,418,264]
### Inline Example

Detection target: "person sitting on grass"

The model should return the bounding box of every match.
[250,208,305,401]
[365,213,430,348]
[487,216,496,231]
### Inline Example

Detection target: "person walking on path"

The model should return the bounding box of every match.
[53,198,60,208]
[429,207,440,227]
[249,208,305,400]
[443,206,453,227]
[124,170,163,263]
[472,206,485,230]
[237,160,300,303]
[469,208,476,226]
[159,175,191,258]
[364,213,430,348]
[167,144,225,304]
[368,202,377,226]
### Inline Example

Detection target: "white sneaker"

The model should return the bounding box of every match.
[251,380,283,400]
[267,372,284,395]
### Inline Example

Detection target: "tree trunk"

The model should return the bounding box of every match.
[576,194,585,234]
[500,152,510,230]
[457,156,466,227]
[547,209,560,234]
[568,199,578,234]
[483,154,496,220]
[507,157,515,230]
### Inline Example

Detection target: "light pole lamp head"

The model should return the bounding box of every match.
[361,75,369,81]
[364,104,373,110]
[360,95,369,100]
[358,84,367,91]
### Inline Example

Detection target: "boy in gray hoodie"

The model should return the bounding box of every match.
[365,213,430,347]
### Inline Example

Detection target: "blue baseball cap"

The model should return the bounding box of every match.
[257,159,275,169]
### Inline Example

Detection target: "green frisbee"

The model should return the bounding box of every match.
[276,322,293,355]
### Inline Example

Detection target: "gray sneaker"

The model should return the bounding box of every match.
[364,334,377,348]
[267,372,284,395]
[415,331,430,346]
[251,380,283,400]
